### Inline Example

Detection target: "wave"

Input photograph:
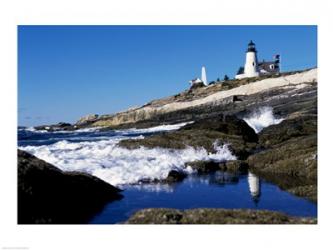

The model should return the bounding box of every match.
[19,139,236,187]
[243,106,284,133]
[115,121,193,135]
[19,121,190,137]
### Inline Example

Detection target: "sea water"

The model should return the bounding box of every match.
[91,172,317,224]
[18,108,317,223]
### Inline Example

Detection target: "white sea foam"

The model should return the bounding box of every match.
[116,121,192,135]
[22,121,189,135]
[24,127,48,133]
[243,106,284,133]
[58,127,102,133]
[19,138,236,187]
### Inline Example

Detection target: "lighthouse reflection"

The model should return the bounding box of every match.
[248,172,261,206]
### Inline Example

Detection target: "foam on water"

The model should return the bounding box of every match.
[19,138,236,187]
[243,106,284,133]
[115,122,193,135]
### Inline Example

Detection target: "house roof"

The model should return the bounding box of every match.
[258,61,279,73]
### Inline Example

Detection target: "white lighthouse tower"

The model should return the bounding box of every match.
[235,40,260,79]
[244,40,259,77]
[201,66,208,86]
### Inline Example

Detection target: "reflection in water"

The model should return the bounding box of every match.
[248,172,261,205]
[91,170,317,223]
[124,183,176,193]
[210,171,239,186]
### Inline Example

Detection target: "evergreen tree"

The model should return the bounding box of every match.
[237,66,244,75]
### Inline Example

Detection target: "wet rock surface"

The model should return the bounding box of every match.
[118,115,258,160]
[164,170,187,182]
[118,82,317,202]
[185,160,221,173]
[125,208,316,224]
[18,150,123,224]
[35,122,74,131]
[247,114,317,202]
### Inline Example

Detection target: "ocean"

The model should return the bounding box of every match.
[18,108,317,223]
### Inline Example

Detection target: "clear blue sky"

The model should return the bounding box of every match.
[18,25,317,126]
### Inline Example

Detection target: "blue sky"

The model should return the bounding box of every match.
[18,25,317,126]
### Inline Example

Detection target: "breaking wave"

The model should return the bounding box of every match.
[243,106,284,133]
[19,139,236,187]
[116,122,193,135]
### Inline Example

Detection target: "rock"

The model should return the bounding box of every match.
[57,122,72,128]
[165,170,186,182]
[185,160,220,173]
[125,208,316,224]
[85,69,316,129]
[248,135,317,178]
[76,114,99,125]
[247,135,317,202]
[18,150,123,224]
[258,115,317,147]
[223,160,249,173]
[181,115,258,143]
[118,115,258,160]
[189,81,205,90]
[35,122,73,131]
[245,109,317,202]
[287,185,317,202]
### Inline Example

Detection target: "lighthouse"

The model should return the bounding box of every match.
[235,41,280,79]
[243,40,259,78]
[201,66,208,86]
[235,41,260,79]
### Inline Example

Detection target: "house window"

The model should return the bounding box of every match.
[270,64,275,70]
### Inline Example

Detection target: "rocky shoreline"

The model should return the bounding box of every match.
[125,208,316,224]
[34,68,317,132]
[22,68,317,224]
[18,150,123,224]
[117,111,317,202]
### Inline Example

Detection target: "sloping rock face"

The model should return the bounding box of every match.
[76,114,99,126]
[125,208,316,224]
[18,150,123,224]
[86,68,317,129]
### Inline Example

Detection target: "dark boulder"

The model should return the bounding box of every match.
[165,170,186,182]
[18,150,123,224]
[181,115,258,143]
[222,160,249,173]
[258,115,317,147]
[34,122,73,132]
[185,160,220,173]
